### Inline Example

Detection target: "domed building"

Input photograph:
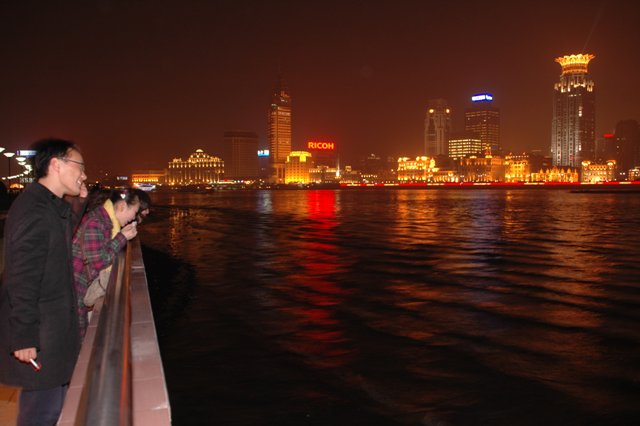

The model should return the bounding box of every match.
[167,149,224,186]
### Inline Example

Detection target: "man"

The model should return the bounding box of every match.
[0,139,87,425]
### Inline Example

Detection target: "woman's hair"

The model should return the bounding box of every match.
[86,187,140,212]
[131,188,151,211]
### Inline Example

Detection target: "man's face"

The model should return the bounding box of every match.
[59,149,87,196]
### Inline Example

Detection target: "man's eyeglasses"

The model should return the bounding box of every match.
[61,157,85,173]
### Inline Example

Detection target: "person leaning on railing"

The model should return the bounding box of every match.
[131,187,151,224]
[71,188,139,339]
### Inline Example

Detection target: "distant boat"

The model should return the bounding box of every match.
[134,183,156,192]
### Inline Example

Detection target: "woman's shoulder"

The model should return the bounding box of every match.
[80,205,111,229]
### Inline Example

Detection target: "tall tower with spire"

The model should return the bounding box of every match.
[268,75,292,183]
[424,99,451,157]
[551,54,596,168]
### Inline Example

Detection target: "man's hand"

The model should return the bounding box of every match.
[13,347,37,363]
[79,182,88,198]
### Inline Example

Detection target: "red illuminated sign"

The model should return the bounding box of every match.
[307,141,336,151]
[603,133,614,138]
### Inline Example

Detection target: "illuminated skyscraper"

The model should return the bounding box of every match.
[268,75,292,183]
[465,93,500,155]
[424,99,451,156]
[551,54,596,168]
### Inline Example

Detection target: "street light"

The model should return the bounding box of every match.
[4,152,15,180]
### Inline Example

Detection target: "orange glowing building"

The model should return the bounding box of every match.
[268,75,292,183]
[552,54,596,168]
[284,151,312,184]
[581,160,616,183]
[530,166,579,182]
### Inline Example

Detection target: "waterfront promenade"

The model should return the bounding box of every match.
[0,209,170,424]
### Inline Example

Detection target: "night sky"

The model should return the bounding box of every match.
[1,0,638,177]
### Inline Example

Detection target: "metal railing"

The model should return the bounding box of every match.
[74,245,133,426]
[58,239,171,425]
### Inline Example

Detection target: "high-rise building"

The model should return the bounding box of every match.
[223,131,259,180]
[595,133,616,163]
[424,99,451,156]
[448,132,484,159]
[268,75,292,183]
[613,119,640,178]
[551,54,596,168]
[465,93,500,155]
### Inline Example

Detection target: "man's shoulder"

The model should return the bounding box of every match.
[5,186,55,232]
[9,186,49,214]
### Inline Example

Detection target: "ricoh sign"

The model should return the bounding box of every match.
[307,141,336,151]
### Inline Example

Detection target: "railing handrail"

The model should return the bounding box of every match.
[74,244,133,426]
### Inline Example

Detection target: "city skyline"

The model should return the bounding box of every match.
[1,1,639,176]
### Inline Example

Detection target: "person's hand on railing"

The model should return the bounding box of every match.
[121,222,138,241]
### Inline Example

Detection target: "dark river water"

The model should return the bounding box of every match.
[138,189,640,425]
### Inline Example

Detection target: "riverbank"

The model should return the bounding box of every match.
[341,181,640,190]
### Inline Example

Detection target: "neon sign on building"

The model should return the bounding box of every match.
[307,141,336,151]
[471,93,493,102]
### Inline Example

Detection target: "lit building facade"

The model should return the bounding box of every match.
[581,160,616,183]
[130,170,166,186]
[530,166,579,182]
[457,155,505,182]
[448,132,484,159]
[223,131,259,180]
[397,157,456,182]
[284,151,312,184]
[551,54,596,168]
[309,166,340,184]
[167,149,224,186]
[424,99,451,156]
[397,156,435,182]
[268,75,292,183]
[340,165,362,184]
[465,93,500,155]
[504,154,531,182]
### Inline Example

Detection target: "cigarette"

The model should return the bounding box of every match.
[29,358,41,372]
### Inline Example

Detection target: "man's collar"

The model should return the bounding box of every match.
[30,182,71,218]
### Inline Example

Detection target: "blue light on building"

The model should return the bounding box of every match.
[471,93,493,102]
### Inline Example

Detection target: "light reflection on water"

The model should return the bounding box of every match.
[141,189,640,425]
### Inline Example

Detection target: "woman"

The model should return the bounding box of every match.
[72,188,139,338]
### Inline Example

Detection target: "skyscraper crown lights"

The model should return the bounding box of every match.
[555,54,595,75]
